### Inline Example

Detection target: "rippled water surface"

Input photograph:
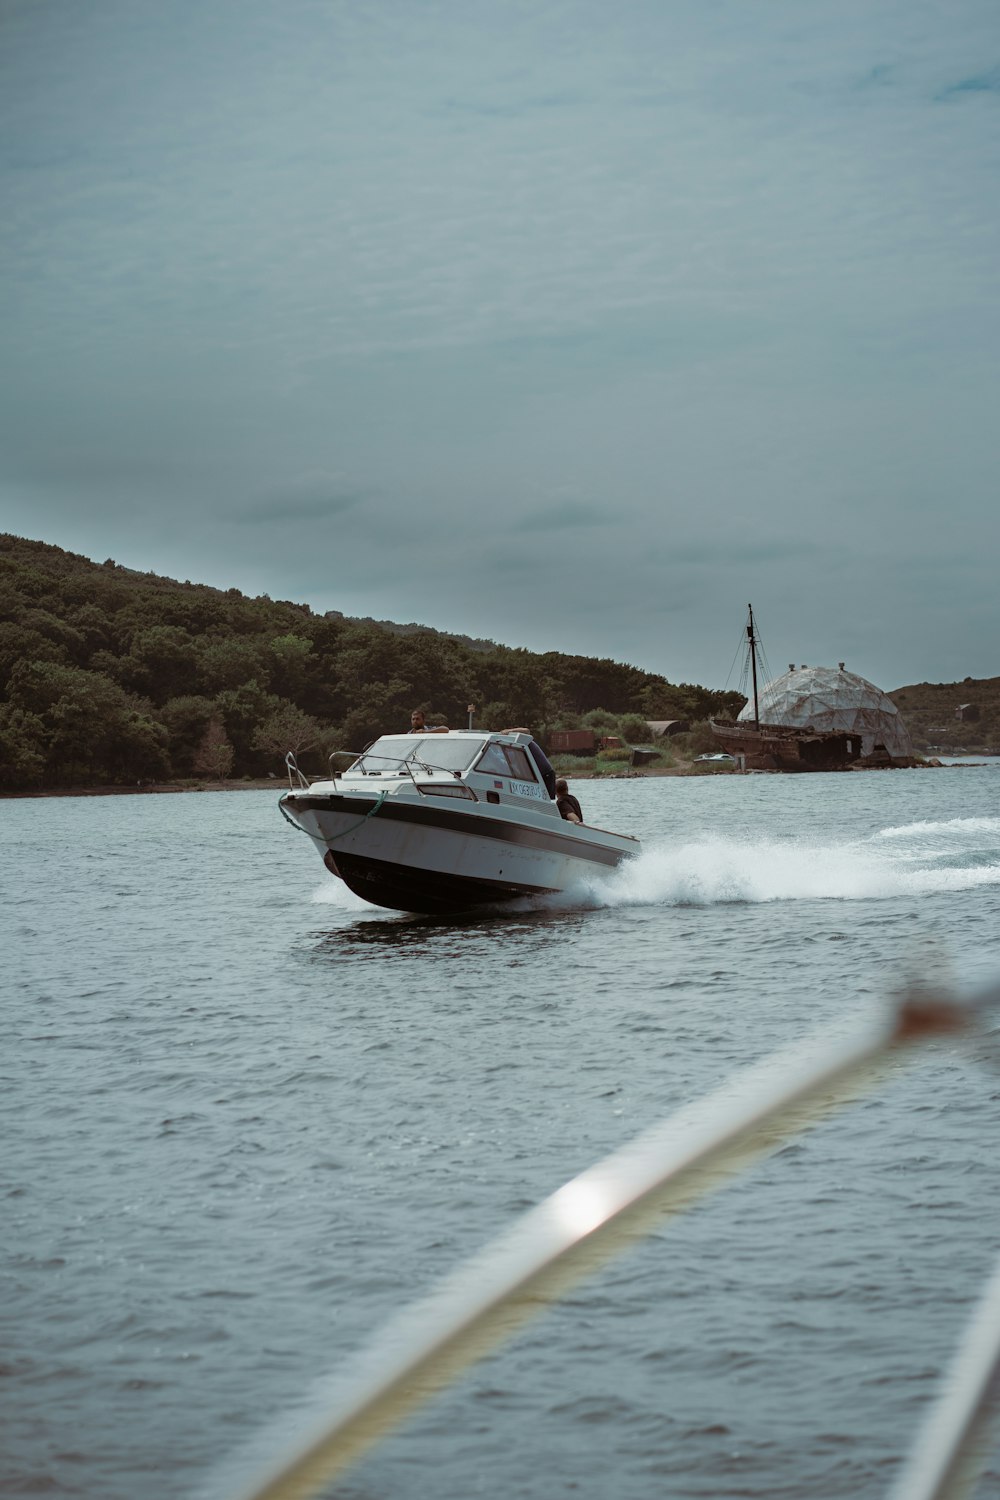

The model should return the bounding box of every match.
[5,764,1000,1499]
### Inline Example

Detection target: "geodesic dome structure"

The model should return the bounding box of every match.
[738,664,913,759]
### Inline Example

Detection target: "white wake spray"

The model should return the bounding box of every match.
[576,817,1000,910]
[305,817,1000,916]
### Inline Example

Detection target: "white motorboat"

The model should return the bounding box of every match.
[280,730,640,914]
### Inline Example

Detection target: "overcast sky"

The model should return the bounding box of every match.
[2,1,998,691]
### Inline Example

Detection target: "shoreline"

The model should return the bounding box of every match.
[2,757,985,800]
[1,779,287,799]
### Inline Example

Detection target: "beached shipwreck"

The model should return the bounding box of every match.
[710,608,915,772]
[709,716,869,772]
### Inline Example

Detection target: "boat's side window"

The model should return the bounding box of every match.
[474,743,538,783]
[502,746,535,781]
[475,744,512,777]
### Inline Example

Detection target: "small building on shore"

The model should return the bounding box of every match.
[647,720,690,738]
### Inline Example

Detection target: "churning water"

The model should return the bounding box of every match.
[4,763,1000,1499]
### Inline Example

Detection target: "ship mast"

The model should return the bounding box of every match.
[747,603,760,728]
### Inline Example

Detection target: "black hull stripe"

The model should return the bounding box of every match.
[332,852,555,914]
[285,794,633,869]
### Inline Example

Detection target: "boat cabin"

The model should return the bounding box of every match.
[338,730,555,811]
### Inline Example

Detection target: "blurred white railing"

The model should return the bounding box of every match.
[223,980,1000,1500]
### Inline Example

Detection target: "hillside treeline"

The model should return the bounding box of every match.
[0,535,744,790]
[890,679,1000,753]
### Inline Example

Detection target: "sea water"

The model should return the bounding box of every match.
[4,764,1000,1499]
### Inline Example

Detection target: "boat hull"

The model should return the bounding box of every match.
[710,718,864,772]
[325,849,555,914]
[282,791,634,914]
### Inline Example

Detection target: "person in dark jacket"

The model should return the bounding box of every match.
[527,740,557,798]
[555,777,583,823]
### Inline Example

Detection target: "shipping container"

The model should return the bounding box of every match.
[548,729,596,753]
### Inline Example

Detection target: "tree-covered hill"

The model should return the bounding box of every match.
[889,678,1000,754]
[0,534,743,789]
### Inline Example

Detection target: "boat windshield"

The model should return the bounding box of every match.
[347,736,488,777]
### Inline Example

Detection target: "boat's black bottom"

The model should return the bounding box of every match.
[326,850,557,915]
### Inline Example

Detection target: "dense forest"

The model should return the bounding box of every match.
[0,535,744,790]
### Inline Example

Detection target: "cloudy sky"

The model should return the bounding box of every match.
[2,0,998,691]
